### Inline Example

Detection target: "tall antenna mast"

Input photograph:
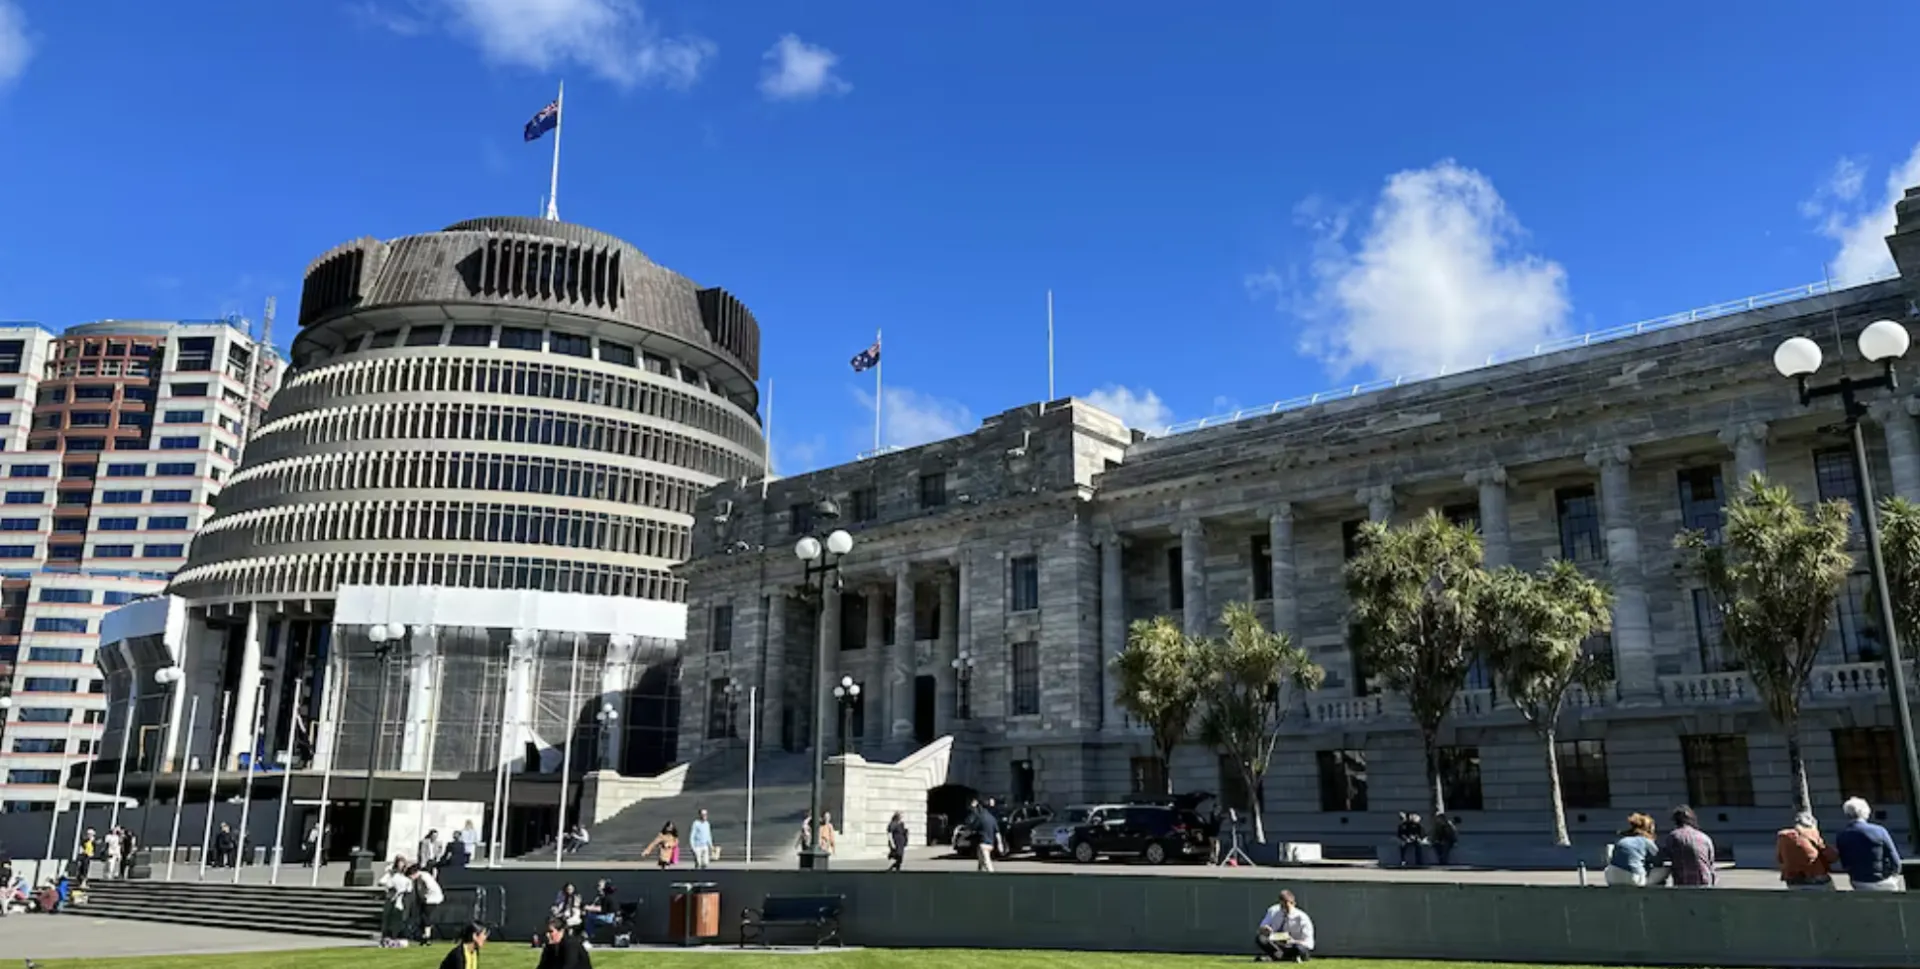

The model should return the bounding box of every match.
[243,297,276,453]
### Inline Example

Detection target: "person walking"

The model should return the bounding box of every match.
[688,809,713,869]
[886,811,909,872]
[1429,814,1458,866]
[412,863,446,941]
[967,799,999,873]
[438,921,488,969]
[818,812,838,856]
[1834,797,1906,891]
[641,822,680,870]
[213,823,238,869]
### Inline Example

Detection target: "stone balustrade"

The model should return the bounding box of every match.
[1660,662,1915,706]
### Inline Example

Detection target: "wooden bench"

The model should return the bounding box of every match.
[739,893,845,948]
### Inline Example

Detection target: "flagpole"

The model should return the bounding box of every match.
[414,655,443,855]
[1047,290,1056,403]
[745,686,757,868]
[762,380,774,497]
[311,657,344,886]
[232,680,268,884]
[554,634,581,869]
[166,695,201,881]
[197,691,232,879]
[544,80,565,221]
[269,677,304,884]
[45,716,76,868]
[873,328,883,454]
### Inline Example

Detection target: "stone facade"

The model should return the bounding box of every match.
[680,230,1920,851]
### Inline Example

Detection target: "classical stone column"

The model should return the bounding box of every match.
[600,634,637,771]
[1261,505,1298,635]
[954,553,973,725]
[1357,484,1395,523]
[225,605,267,770]
[1586,446,1657,700]
[864,582,887,741]
[1465,467,1511,568]
[1179,517,1208,636]
[500,629,539,770]
[891,564,916,741]
[400,625,440,772]
[936,568,958,736]
[1098,530,1126,731]
[1718,421,1770,493]
[761,591,787,751]
[1871,400,1920,501]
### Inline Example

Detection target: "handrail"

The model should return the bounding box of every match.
[1152,272,1903,438]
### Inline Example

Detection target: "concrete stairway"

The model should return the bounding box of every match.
[564,749,818,864]
[77,879,384,939]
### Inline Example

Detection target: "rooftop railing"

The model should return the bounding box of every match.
[1151,272,1906,438]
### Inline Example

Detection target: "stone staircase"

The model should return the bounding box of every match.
[76,879,384,939]
[564,748,819,864]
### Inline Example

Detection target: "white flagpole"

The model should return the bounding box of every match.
[1047,290,1056,402]
[761,379,773,497]
[232,679,268,884]
[45,716,77,867]
[269,677,304,884]
[109,690,134,834]
[745,686,757,868]
[487,708,506,870]
[197,691,233,879]
[554,634,581,869]
[166,695,201,881]
[873,328,884,453]
[544,80,565,221]
[311,657,344,886]
[70,725,99,860]
[497,709,516,866]
[414,656,443,855]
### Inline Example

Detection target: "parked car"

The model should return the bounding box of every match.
[952,802,1053,857]
[1034,803,1124,858]
[1067,793,1213,865]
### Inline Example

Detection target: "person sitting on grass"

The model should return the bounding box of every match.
[438,921,488,969]
[1255,889,1315,962]
[537,916,592,969]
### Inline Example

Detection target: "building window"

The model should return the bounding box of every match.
[1556,486,1603,563]
[1348,625,1373,696]
[918,472,947,509]
[152,489,192,503]
[0,545,33,559]
[10,465,48,478]
[1250,535,1272,600]
[1442,502,1480,531]
[550,333,591,358]
[92,544,135,558]
[161,410,205,425]
[1341,519,1364,560]
[158,436,200,450]
[101,490,141,504]
[16,708,71,722]
[155,463,195,476]
[32,618,87,634]
[1814,447,1862,512]
[1581,633,1617,681]
[146,516,189,530]
[405,325,444,347]
[1677,467,1725,542]
[4,491,41,504]
[1438,746,1484,811]
[710,604,733,653]
[1556,740,1610,809]
[47,543,81,560]
[106,463,147,477]
[1129,756,1165,795]
[839,592,867,651]
[449,324,491,347]
[36,588,89,604]
[598,341,635,366]
[26,647,85,663]
[1680,734,1755,807]
[0,518,36,531]
[142,544,186,558]
[103,591,138,605]
[1832,573,1885,664]
[1009,555,1040,612]
[10,738,66,754]
[96,517,138,531]
[1834,727,1903,805]
[6,770,60,785]
[497,327,542,351]
[22,677,79,692]
[1010,640,1040,716]
[705,678,736,740]
[788,502,814,537]
[1692,589,1737,672]
[848,487,877,523]
[1316,749,1368,812]
[1166,546,1184,610]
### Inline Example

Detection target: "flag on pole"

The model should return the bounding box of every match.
[850,341,881,373]
[524,99,560,141]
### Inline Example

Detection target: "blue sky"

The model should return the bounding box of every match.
[0,1,1916,473]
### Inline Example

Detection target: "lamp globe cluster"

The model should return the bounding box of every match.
[1774,319,1913,378]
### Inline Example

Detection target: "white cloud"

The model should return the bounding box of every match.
[759,34,849,101]
[1804,144,1920,286]
[853,386,972,450]
[382,0,713,89]
[1282,160,1571,379]
[0,2,34,88]
[1082,385,1175,431]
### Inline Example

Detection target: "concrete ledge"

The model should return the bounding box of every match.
[441,866,1920,968]
[1374,841,1587,870]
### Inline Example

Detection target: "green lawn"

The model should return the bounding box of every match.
[38,948,1705,969]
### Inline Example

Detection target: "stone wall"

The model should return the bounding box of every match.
[578,764,689,825]
[822,736,953,860]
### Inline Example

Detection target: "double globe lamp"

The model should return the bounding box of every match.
[793,517,854,870]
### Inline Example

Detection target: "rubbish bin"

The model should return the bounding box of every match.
[667,881,721,945]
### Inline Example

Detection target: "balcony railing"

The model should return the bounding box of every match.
[1660,661,1913,705]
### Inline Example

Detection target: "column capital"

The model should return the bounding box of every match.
[1176,516,1205,537]
[1716,421,1769,448]
[1356,484,1395,520]
[1463,466,1507,488]
[1584,444,1632,470]
[1868,398,1920,423]
[1257,502,1295,523]
[892,561,913,581]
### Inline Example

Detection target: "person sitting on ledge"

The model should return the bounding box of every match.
[1605,813,1664,888]
[1255,889,1315,963]
[1834,796,1905,892]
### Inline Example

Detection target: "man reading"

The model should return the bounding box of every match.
[1255,890,1315,962]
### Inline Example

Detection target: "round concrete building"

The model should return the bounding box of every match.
[97,218,764,864]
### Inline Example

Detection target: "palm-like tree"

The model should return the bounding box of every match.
[1112,615,1205,794]
[1344,511,1485,819]
[1197,603,1325,843]
[1678,475,1853,812]
[1872,496,1920,663]
[1477,561,1613,846]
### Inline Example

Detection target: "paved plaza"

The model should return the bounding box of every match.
[0,914,357,959]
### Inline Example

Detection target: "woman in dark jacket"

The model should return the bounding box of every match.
[886,812,909,872]
[439,921,488,969]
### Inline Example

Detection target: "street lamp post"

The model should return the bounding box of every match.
[1775,320,1920,868]
[128,665,182,880]
[722,680,743,746]
[595,703,619,771]
[794,497,855,871]
[346,623,403,887]
[832,676,862,757]
[950,649,976,720]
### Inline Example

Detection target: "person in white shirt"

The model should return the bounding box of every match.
[1255,889,1316,963]
[410,864,445,941]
